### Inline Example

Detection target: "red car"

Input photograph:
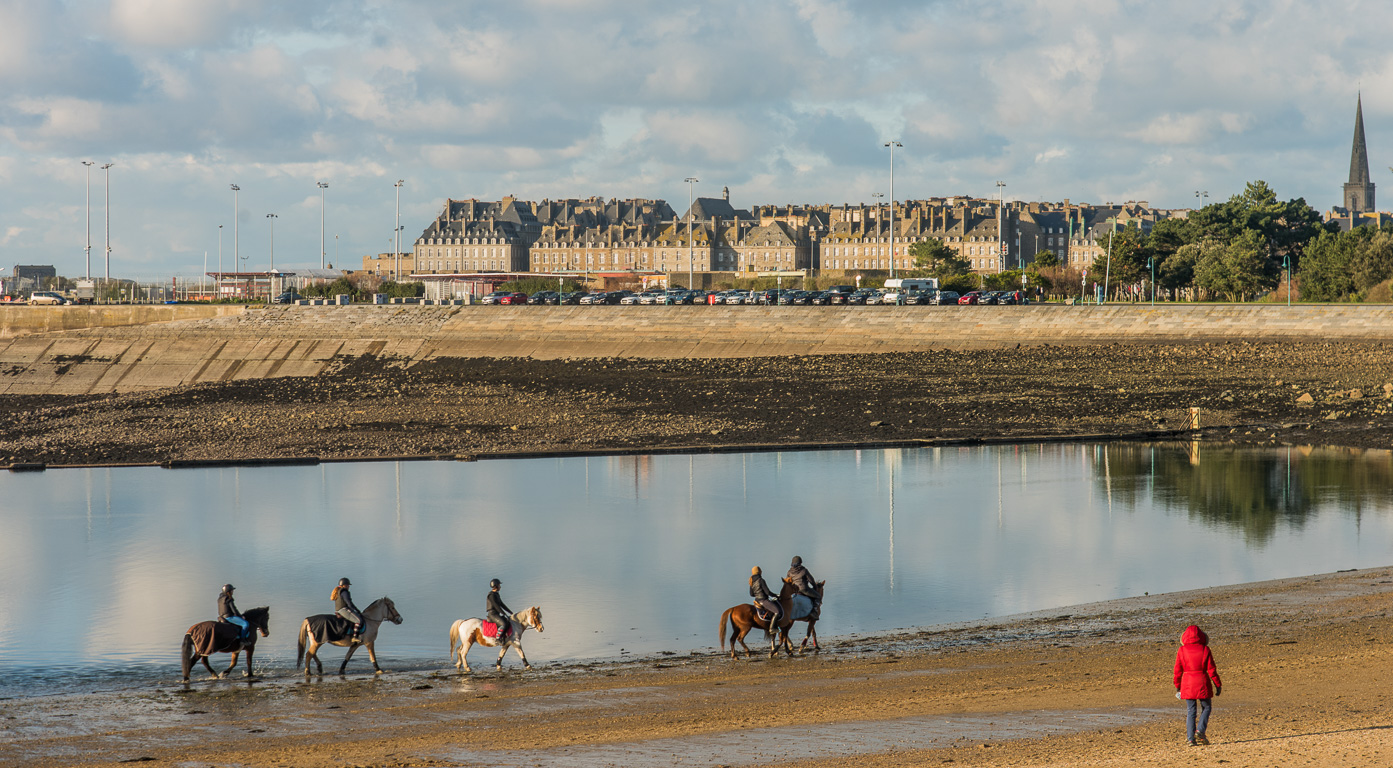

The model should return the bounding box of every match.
[498,292,528,305]
[958,291,983,305]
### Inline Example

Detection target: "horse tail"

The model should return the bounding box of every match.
[296,620,308,670]
[719,607,732,652]
[181,633,194,681]
[448,621,460,663]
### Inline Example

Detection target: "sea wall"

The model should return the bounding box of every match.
[1,303,1389,395]
[0,304,245,340]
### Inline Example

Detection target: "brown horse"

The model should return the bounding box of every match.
[775,578,825,655]
[719,584,795,659]
[181,606,270,682]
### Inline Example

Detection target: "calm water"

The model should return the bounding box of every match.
[2,442,1391,698]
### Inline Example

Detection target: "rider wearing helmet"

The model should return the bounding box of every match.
[217,584,250,641]
[749,566,783,630]
[331,578,364,641]
[786,556,821,620]
[486,578,513,639]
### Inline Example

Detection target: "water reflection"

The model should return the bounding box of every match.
[1096,443,1393,543]
[0,442,1390,698]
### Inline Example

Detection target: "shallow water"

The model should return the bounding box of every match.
[1,442,1390,698]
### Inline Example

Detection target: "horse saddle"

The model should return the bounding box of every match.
[481,620,512,639]
[307,614,361,644]
[789,594,815,621]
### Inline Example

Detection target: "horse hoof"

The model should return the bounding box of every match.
[375,669,385,675]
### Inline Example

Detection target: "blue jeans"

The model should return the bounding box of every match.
[1186,698,1212,741]
[224,616,249,638]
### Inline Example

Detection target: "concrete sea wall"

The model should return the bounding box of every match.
[0,303,1389,395]
[0,304,245,340]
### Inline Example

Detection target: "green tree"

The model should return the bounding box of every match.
[909,238,971,279]
[1032,250,1060,268]
[1298,228,1363,301]
[1195,230,1273,301]
[1159,243,1201,290]
[1090,222,1147,285]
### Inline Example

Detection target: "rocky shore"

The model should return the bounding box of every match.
[2,340,1392,468]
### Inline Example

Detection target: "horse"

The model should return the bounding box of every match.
[719,587,795,659]
[181,606,270,682]
[448,606,544,673]
[296,597,403,676]
[775,577,825,655]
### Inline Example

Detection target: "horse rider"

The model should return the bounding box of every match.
[486,578,514,639]
[217,584,250,641]
[749,566,783,631]
[786,555,821,620]
[331,577,365,641]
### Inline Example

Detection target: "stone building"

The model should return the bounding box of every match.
[1343,94,1376,215]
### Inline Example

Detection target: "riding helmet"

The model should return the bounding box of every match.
[791,556,803,567]
[338,577,352,587]
[223,583,235,592]
[489,578,501,589]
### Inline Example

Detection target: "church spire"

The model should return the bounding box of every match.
[1343,93,1375,214]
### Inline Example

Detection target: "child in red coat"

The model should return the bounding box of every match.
[1173,624,1223,745]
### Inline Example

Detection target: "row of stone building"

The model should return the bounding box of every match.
[362,189,1188,280]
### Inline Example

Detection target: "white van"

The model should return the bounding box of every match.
[881,278,938,303]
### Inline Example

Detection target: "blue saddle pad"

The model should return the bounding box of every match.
[790,594,814,621]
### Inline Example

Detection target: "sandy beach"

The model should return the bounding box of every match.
[3,566,1392,767]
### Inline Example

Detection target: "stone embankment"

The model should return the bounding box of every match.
[2,303,1393,395]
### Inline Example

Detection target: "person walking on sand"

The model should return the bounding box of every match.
[1173,624,1222,746]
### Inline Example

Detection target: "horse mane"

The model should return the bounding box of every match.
[243,606,270,630]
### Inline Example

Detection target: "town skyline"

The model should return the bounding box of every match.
[0,1,1389,280]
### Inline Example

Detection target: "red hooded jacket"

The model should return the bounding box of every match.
[1173,625,1222,699]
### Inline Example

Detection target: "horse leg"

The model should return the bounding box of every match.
[339,642,359,675]
[736,625,753,659]
[243,646,256,678]
[199,654,218,679]
[495,642,507,670]
[513,641,531,670]
[303,639,321,676]
[366,641,383,674]
[461,636,474,673]
[220,650,240,678]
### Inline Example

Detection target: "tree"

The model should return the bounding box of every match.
[1195,230,1273,301]
[1089,223,1147,286]
[909,238,972,279]
[1032,250,1060,268]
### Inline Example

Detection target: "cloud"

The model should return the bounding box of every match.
[0,0,1386,277]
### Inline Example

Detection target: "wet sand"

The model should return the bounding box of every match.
[4,566,1392,767]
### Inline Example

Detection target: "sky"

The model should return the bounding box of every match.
[0,0,1389,281]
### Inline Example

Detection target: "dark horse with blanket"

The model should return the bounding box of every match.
[181,606,270,682]
[719,578,825,659]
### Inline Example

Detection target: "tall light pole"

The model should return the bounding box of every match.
[230,184,240,267]
[217,224,223,300]
[996,180,1006,273]
[82,161,94,279]
[394,179,405,279]
[685,177,698,289]
[1283,253,1291,307]
[334,233,339,269]
[101,163,114,282]
[871,191,885,274]
[266,213,277,303]
[884,141,901,278]
[318,181,329,269]
[1195,190,1208,208]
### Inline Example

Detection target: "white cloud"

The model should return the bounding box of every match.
[0,0,1386,277]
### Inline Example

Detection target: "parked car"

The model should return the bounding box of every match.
[527,291,557,305]
[846,289,878,305]
[498,292,528,305]
[481,290,510,305]
[271,290,302,304]
[716,290,745,305]
[826,286,856,304]
[27,291,69,305]
[902,290,935,305]
[619,292,645,305]
[808,290,831,305]
[958,291,983,305]
[558,291,585,305]
[933,290,960,305]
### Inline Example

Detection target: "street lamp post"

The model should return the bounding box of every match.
[884,141,901,278]
[996,180,1006,273]
[81,161,94,279]
[394,180,405,279]
[1195,190,1208,208]
[684,177,698,289]
[266,213,278,300]
[1148,256,1155,306]
[318,181,329,269]
[101,163,114,283]
[230,184,240,267]
[1283,254,1291,306]
[217,224,223,301]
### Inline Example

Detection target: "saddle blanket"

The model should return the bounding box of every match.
[790,595,814,621]
[481,621,511,639]
[187,621,242,656]
[305,614,358,644]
